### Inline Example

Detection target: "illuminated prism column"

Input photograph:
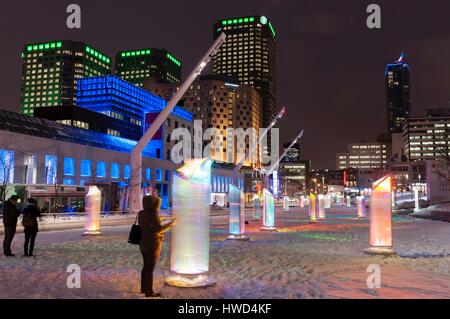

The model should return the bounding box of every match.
[82,185,102,236]
[260,189,277,231]
[283,195,290,211]
[414,187,420,212]
[346,195,351,207]
[252,193,262,221]
[300,196,305,208]
[227,184,249,241]
[309,193,318,223]
[336,194,343,205]
[325,194,331,209]
[364,175,397,256]
[318,194,326,220]
[165,159,216,287]
[356,196,366,218]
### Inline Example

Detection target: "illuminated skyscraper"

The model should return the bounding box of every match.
[212,15,276,129]
[115,48,182,86]
[385,53,411,133]
[20,40,112,115]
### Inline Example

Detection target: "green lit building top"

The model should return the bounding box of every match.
[115,48,182,86]
[20,40,112,115]
[212,15,276,128]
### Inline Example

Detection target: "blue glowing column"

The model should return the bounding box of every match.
[165,159,216,287]
[309,193,318,223]
[357,196,366,218]
[283,195,290,211]
[227,184,249,240]
[364,175,397,256]
[260,189,276,231]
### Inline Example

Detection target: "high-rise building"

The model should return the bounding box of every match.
[167,74,263,166]
[212,15,276,129]
[336,142,388,170]
[402,115,450,162]
[20,40,112,115]
[385,53,411,133]
[115,48,181,87]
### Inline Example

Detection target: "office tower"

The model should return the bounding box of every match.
[386,53,411,133]
[402,115,450,162]
[212,15,276,129]
[115,48,182,87]
[336,142,388,170]
[20,40,112,115]
[179,74,262,166]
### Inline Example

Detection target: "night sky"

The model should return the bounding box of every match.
[1,0,449,169]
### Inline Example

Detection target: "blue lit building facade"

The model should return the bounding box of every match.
[386,53,411,134]
[76,75,193,159]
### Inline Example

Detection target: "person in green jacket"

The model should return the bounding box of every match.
[138,195,175,298]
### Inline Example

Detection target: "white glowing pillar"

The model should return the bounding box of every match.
[309,193,318,223]
[252,193,262,220]
[318,194,326,220]
[83,185,102,236]
[227,184,248,240]
[325,194,331,209]
[300,196,305,208]
[356,196,366,218]
[260,189,276,231]
[346,195,351,207]
[391,191,396,208]
[414,188,420,212]
[283,195,290,211]
[364,175,397,256]
[166,159,216,287]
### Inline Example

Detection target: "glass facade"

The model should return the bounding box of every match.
[76,75,193,131]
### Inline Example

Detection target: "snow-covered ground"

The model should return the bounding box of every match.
[0,206,449,299]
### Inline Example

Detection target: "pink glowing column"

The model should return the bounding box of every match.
[364,175,397,256]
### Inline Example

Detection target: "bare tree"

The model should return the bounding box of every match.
[0,146,14,205]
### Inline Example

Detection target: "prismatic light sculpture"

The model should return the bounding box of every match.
[309,193,318,223]
[165,159,216,287]
[357,195,367,218]
[346,195,351,208]
[283,195,290,211]
[414,187,420,212]
[82,185,102,236]
[364,175,397,256]
[260,189,277,231]
[318,194,326,220]
[227,184,249,240]
[252,193,262,221]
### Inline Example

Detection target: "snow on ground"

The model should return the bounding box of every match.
[0,206,449,299]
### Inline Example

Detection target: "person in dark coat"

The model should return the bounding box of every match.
[2,195,20,257]
[21,198,41,257]
[138,195,175,298]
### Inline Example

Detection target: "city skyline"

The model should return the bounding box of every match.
[1,0,450,169]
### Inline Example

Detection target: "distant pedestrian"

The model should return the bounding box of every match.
[2,195,21,257]
[138,195,175,298]
[21,198,41,257]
